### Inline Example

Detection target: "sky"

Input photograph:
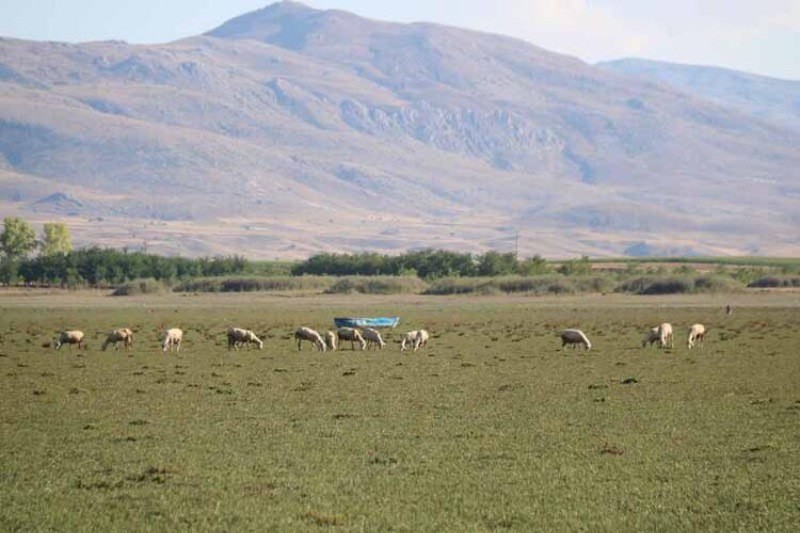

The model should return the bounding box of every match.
[0,0,798,80]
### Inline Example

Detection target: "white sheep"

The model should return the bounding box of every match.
[226,327,263,350]
[642,323,673,349]
[414,330,430,351]
[337,327,366,351]
[687,324,706,349]
[102,328,133,351]
[325,330,337,351]
[658,323,674,348]
[561,329,591,351]
[400,329,429,352]
[362,328,386,349]
[295,327,326,352]
[400,330,418,352]
[162,328,183,353]
[55,330,85,350]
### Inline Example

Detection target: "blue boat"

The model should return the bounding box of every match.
[334,317,400,329]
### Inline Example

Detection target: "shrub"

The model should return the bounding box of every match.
[111,278,167,296]
[648,278,694,294]
[747,276,800,288]
[731,267,766,285]
[327,276,428,295]
[173,276,333,293]
[517,255,550,275]
[423,278,477,295]
[326,278,358,294]
[617,276,694,295]
[693,275,737,292]
[556,256,592,276]
[361,277,427,294]
[495,275,576,295]
[618,275,740,294]
[572,276,616,293]
[425,275,590,295]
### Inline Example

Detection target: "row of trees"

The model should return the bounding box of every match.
[3,248,249,286]
[291,250,591,278]
[1,216,593,286]
[2,248,591,286]
[1,215,249,286]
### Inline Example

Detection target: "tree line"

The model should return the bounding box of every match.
[1,216,594,286]
[2,246,249,287]
[10,248,249,287]
[290,250,591,278]
[0,217,247,286]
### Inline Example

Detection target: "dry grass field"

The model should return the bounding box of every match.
[1,290,799,531]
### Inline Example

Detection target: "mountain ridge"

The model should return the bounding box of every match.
[597,57,800,132]
[0,1,797,258]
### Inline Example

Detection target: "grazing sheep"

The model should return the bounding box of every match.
[295,327,326,352]
[644,323,673,349]
[325,330,337,351]
[642,327,661,348]
[687,324,706,349]
[362,328,386,350]
[55,330,84,350]
[102,328,133,351]
[414,329,430,351]
[561,329,592,351]
[400,330,418,352]
[400,329,429,352]
[162,328,183,353]
[226,327,263,350]
[337,327,366,351]
[226,327,241,350]
[658,323,674,348]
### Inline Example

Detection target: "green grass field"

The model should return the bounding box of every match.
[1,291,799,531]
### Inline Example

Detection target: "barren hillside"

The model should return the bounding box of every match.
[1,1,798,258]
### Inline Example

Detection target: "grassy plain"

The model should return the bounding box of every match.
[1,290,799,531]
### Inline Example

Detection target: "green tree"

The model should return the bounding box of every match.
[518,254,549,275]
[0,257,19,284]
[1,217,36,259]
[477,251,517,276]
[41,222,72,256]
[557,255,593,276]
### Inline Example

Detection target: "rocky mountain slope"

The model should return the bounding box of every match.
[597,58,800,132]
[1,1,798,258]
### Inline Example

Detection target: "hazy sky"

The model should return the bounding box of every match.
[1,0,797,80]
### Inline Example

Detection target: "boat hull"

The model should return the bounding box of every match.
[334,317,400,329]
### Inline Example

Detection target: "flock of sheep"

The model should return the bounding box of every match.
[292,326,429,353]
[52,321,707,354]
[51,325,431,354]
[560,322,707,351]
[53,327,180,352]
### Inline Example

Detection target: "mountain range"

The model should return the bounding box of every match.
[1,1,798,258]
[597,58,800,133]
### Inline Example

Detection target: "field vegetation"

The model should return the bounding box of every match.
[1,291,799,530]
[3,244,799,297]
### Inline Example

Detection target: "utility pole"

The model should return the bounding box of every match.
[514,228,519,258]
